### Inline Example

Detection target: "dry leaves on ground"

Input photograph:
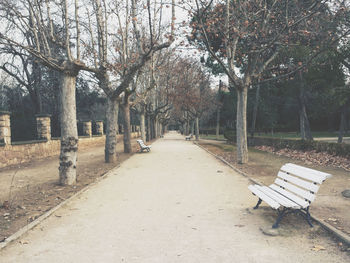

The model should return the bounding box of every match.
[255,146,350,171]
[311,245,326,251]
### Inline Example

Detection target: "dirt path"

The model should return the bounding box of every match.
[0,140,139,201]
[198,141,350,236]
[0,132,348,262]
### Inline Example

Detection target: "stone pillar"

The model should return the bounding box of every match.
[82,121,92,137]
[35,114,51,141]
[95,121,104,135]
[0,111,11,145]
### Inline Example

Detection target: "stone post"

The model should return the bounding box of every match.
[82,121,92,137]
[0,111,11,145]
[35,114,51,141]
[95,121,104,135]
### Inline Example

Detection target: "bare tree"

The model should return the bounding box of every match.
[0,0,109,184]
[191,0,349,163]
[90,0,176,158]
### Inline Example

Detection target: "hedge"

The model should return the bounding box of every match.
[223,129,235,141]
[200,127,225,135]
[223,130,350,158]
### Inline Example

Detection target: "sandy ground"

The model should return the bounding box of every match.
[0,140,139,201]
[198,141,350,235]
[0,132,349,262]
[0,139,139,241]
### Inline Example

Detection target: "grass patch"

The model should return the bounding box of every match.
[200,134,226,140]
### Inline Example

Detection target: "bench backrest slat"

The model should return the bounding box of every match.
[274,178,315,202]
[269,184,310,208]
[281,163,331,184]
[277,171,320,193]
[137,140,148,148]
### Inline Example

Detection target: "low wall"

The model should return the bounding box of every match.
[0,132,139,168]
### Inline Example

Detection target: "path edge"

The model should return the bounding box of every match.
[0,164,120,251]
[194,141,350,246]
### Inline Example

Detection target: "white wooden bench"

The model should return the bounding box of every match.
[136,139,151,152]
[248,163,332,228]
[185,134,192,140]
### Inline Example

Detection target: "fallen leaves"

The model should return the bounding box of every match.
[327,218,337,222]
[255,146,350,171]
[311,245,326,251]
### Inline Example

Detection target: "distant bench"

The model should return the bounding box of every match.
[248,163,332,228]
[185,134,193,140]
[137,139,151,152]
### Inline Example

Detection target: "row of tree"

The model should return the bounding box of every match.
[0,0,177,185]
[188,0,350,163]
[1,0,350,183]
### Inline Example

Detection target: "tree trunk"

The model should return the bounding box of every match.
[236,86,249,164]
[154,116,159,138]
[185,119,190,135]
[59,72,78,185]
[151,118,156,139]
[195,116,199,141]
[140,110,146,142]
[191,120,195,135]
[216,80,222,139]
[159,122,162,137]
[298,73,313,141]
[146,113,151,141]
[338,102,349,143]
[299,108,306,140]
[299,104,313,141]
[105,97,119,163]
[123,96,132,153]
[216,108,220,139]
[32,61,43,114]
[299,73,313,141]
[250,84,260,138]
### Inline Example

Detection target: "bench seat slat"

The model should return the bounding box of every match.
[277,171,320,193]
[281,163,331,184]
[248,185,280,209]
[259,186,300,209]
[274,178,315,202]
[269,184,310,208]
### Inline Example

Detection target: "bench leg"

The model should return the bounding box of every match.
[301,207,313,227]
[253,198,262,210]
[272,208,287,228]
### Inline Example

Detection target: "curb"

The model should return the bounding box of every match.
[0,164,120,251]
[194,142,262,186]
[194,142,350,246]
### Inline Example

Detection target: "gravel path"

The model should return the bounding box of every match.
[0,132,348,262]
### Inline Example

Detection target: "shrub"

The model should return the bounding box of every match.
[200,127,225,135]
[223,129,236,141]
